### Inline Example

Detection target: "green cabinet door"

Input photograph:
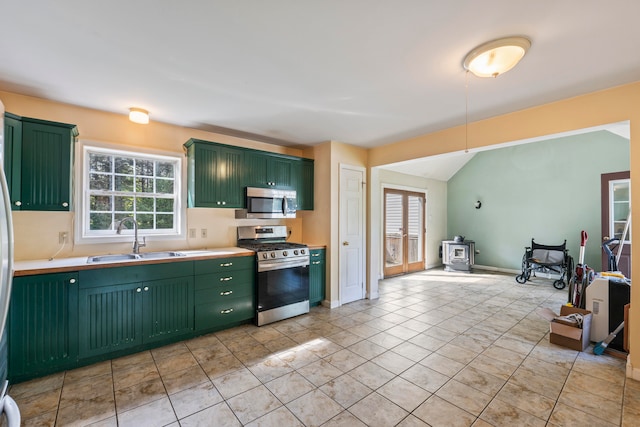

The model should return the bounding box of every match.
[294,159,314,210]
[12,117,77,211]
[8,272,79,382]
[3,113,22,211]
[245,151,294,189]
[185,140,245,208]
[309,249,326,306]
[142,276,194,343]
[78,283,143,358]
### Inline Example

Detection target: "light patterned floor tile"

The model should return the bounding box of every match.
[265,371,316,404]
[348,392,409,427]
[168,381,223,419]
[286,389,343,426]
[413,395,477,427]
[319,374,373,408]
[226,385,282,425]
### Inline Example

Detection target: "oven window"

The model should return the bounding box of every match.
[257,266,309,311]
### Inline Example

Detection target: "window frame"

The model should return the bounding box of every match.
[75,140,186,244]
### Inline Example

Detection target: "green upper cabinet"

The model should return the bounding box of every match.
[185,139,245,208]
[184,138,314,210]
[245,151,294,189]
[294,158,314,210]
[3,113,77,211]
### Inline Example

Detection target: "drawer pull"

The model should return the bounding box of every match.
[220,290,233,296]
[220,308,234,314]
[312,253,320,257]
[220,276,233,282]
[312,261,321,265]
[220,262,233,267]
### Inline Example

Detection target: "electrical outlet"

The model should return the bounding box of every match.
[189,228,196,239]
[59,231,68,244]
[200,229,208,238]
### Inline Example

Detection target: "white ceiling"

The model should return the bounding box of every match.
[1,1,639,152]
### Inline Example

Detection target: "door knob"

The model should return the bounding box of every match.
[343,241,349,246]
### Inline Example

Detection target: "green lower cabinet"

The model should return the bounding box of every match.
[309,249,326,306]
[78,276,195,358]
[78,283,143,358]
[9,272,79,382]
[142,276,194,343]
[194,257,255,332]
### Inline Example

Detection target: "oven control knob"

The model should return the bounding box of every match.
[262,253,268,259]
[283,251,288,257]
[300,249,306,255]
[294,250,299,255]
[271,252,276,258]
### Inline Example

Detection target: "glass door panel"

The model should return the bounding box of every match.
[384,189,425,277]
[384,192,404,276]
[407,195,424,271]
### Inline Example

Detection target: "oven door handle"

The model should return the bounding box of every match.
[258,259,309,272]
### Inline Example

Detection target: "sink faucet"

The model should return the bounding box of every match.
[116,217,146,254]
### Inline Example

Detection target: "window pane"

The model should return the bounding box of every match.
[136,160,154,176]
[115,176,134,192]
[115,157,134,174]
[136,177,154,193]
[90,154,112,172]
[156,198,174,212]
[90,173,111,190]
[137,214,153,229]
[90,195,112,211]
[156,179,174,194]
[156,162,174,178]
[156,214,173,229]
[90,213,113,230]
[137,197,154,212]
[114,196,134,211]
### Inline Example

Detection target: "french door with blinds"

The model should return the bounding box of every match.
[384,189,425,277]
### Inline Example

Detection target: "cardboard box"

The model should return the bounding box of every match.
[549,306,592,351]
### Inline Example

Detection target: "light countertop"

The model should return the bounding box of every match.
[13,247,255,277]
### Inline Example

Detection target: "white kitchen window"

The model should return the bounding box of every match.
[79,143,183,241]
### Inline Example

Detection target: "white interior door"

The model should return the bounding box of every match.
[339,165,365,304]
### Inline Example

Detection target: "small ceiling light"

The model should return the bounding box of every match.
[129,107,149,124]
[463,36,531,78]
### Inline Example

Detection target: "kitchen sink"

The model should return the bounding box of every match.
[87,251,186,263]
[138,251,186,259]
[87,254,140,263]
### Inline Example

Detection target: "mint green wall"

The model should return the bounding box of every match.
[447,131,629,271]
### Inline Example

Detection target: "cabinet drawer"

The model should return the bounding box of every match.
[310,249,325,260]
[195,297,254,330]
[80,261,194,288]
[194,269,253,291]
[195,281,253,304]
[194,256,254,275]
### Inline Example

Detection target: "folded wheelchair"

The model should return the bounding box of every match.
[515,239,574,289]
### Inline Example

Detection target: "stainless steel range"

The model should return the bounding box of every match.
[237,225,310,326]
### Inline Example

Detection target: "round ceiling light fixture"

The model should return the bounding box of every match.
[463,36,531,78]
[129,107,149,124]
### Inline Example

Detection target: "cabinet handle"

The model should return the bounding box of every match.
[222,201,226,205]
[312,261,321,265]
[14,201,21,207]
[136,287,142,293]
[312,253,320,257]
[220,290,233,296]
[220,262,233,267]
[217,201,221,205]
[220,308,234,314]
[69,278,76,284]
[220,276,233,281]
[144,286,149,291]
[62,202,69,207]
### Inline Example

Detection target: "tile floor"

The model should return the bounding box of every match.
[9,269,640,426]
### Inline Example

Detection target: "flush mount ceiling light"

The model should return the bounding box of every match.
[129,107,149,124]
[463,36,531,78]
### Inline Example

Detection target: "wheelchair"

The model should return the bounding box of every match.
[515,239,573,289]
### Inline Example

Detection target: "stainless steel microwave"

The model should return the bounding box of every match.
[238,187,297,219]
